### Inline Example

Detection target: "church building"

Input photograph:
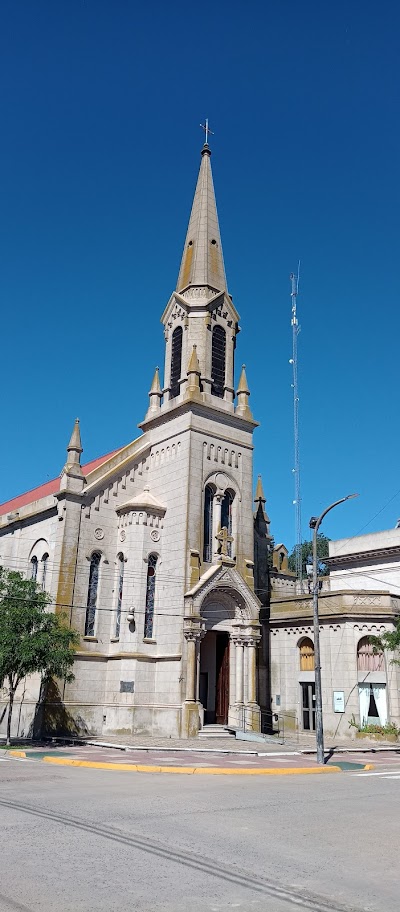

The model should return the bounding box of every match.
[0,140,268,740]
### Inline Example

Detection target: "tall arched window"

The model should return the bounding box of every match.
[115,553,125,639]
[85,552,101,636]
[211,325,226,398]
[30,556,38,581]
[144,554,158,639]
[357,637,384,672]
[299,638,315,671]
[203,485,214,562]
[41,553,49,590]
[170,325,183,399]
[221,490,234,556]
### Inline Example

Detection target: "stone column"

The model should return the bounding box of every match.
[247,639,257,705]
[184,633,197,702]
[235,640,244,704]
[213,494,222,560]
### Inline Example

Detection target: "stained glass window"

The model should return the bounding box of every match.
[85,552,101,636]
[115,554,124,639]
[144,553,158,639]
[211,325,226,398]
[170,325,183,399]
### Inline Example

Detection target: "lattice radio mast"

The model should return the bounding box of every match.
[290,268,302,584]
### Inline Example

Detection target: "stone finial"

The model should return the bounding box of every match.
[254,475,266,504]
[235,365,253,420]
[59,418,84,491]
[185,345,202,401]
[146,367,162,415]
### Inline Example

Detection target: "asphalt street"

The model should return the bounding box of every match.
[0,756,399,912]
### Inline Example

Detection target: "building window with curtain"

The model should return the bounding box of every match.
[41,553,49,590]
[115,553,125,639]
[357,636,384,671]
[144,554,158,639]
[203,485,214,562]
[170,325,183,399]
[211,325,226,398]
[30,556,38,581]
[85,552,101,636]
[299,638,315,671]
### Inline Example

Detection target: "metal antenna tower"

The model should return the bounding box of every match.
[290,269,302,584]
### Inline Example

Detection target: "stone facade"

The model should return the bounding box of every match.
[0,143,264,740]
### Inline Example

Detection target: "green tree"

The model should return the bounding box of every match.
[288,533,330,577]
[0,567,79,745]
[371,622,400,665]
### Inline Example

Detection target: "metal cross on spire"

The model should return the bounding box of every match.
[200,118,214,145]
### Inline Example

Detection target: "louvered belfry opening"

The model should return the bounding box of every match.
[170,325,183,399]
[211,325,226,398]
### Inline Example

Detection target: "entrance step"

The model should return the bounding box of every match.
[198,725,235,739]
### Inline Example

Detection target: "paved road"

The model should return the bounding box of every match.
[0,754,399,912]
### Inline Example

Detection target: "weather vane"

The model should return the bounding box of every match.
[200,118,214,145]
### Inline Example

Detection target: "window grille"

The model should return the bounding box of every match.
[144,554,158,639]
[203,485,214,562]
[85,552,101,636]
[170,326,183,399]
[211,325,226,398]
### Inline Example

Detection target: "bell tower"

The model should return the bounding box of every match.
[159,142,241,414]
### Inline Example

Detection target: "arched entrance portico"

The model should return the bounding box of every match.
[183,568,261,735]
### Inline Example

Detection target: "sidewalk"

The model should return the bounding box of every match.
[83,732,400,756]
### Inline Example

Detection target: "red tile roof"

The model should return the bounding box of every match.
[0,449,121,517]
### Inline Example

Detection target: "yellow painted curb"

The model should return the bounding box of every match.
[8,750,27,758]
[364,764,375,770]
[43,757,342,776]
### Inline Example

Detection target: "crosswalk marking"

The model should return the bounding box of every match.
[352,770,400,777]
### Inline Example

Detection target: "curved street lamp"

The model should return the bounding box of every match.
[309,493,359,764]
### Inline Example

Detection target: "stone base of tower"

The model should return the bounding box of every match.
[181,701,201,739]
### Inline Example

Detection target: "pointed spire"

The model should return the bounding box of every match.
[67,418,83,463]
[237,364,249,394]
[60,418,84,491]
[235,365,253,420]
[254,475,266,504]
[145,366,163,418]
[176,145,227,293]
[185,345,202,401]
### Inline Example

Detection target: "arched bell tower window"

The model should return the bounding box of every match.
[221,490,234,556]
[170,325,183,399]
[203,485,214,562]
[144,554,158,639]
[85,551,101,636]
[211,325,226,398]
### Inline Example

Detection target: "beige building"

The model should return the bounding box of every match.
[269,527,400,739]
[0,141,267,740]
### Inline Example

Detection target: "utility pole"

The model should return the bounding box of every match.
[290,270,302,586]
[309,494,358,764]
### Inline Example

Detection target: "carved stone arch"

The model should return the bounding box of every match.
[203,470,240,500]
[29,538,49,561]
[85,547,109,565]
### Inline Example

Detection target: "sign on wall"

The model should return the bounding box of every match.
[333,691,345,713]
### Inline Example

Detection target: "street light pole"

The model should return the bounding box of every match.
[309,493,358,764]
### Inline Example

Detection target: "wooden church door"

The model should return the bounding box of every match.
[215,633,230,724]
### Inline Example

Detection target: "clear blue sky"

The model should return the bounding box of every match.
[1,1,399,550]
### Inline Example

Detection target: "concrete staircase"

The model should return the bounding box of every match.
[198,724,235,739]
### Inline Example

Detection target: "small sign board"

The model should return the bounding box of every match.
[120,681,134,693]
[333,690,345,713]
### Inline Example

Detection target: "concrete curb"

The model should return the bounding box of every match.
[8,750,374,775]
[42,756,345,775]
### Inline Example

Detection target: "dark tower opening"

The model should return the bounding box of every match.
[211,325,226,398]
